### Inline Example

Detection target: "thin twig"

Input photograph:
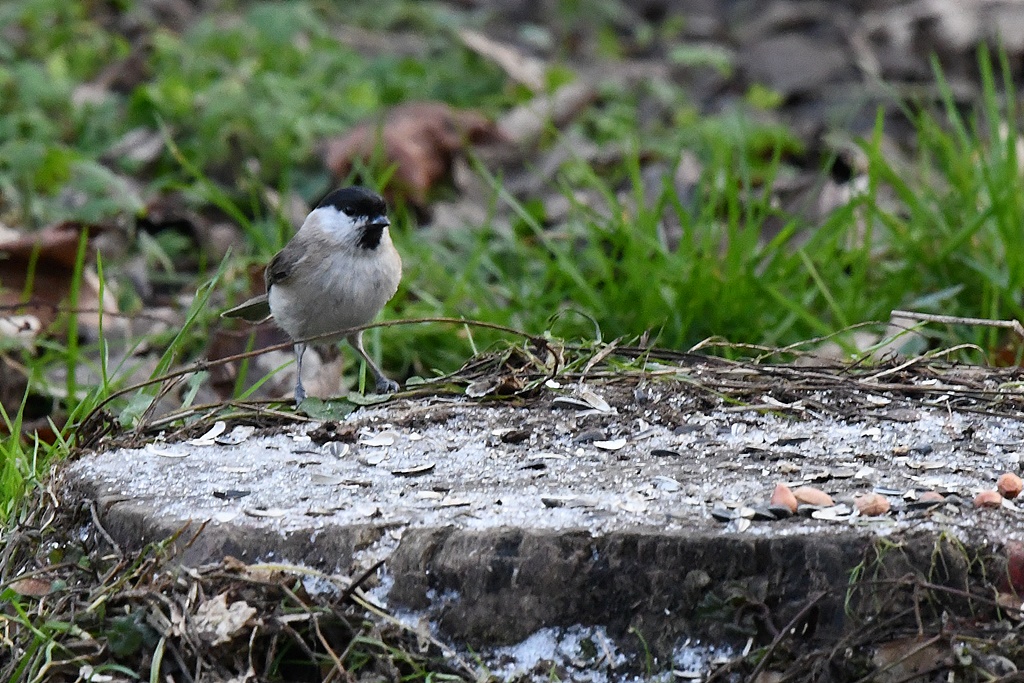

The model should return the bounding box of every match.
[338,558,386,605]
[891,309,1024,340]
[747,592,827,681]
[77,316,547,444]
[90,500,123,559]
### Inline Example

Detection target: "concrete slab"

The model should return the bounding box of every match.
[62,368,1024,656]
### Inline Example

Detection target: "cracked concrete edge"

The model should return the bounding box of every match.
[61,469,1006,655]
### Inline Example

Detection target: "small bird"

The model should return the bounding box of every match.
[222,187,402,402]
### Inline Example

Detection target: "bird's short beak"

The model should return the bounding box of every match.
[369,217,390,229]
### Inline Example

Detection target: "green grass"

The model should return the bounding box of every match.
[0,2,1022,527]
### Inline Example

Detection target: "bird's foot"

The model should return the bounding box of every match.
[294,382,307,405]
[374,376,400,394]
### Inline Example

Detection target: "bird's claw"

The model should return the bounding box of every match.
[375,377,400,394]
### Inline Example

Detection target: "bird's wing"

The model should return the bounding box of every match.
[222,239,308,323]
[220,294,271,322]
[265,239,307,288]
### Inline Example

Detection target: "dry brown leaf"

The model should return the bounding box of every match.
[0,221,118,332]
[871,636,949,682]
[193,593,258,646]
[322,102,504,209]
[10,576,56,597]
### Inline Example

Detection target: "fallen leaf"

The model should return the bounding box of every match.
[193,594,257,646]
[0,221,118,335]
[10,576,57,597]
[322,102,503,210]
[871,636,950,683]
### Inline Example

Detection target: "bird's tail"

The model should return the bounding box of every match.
[220,294,272,323]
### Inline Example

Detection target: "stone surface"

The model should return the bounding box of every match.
[63,375,1024,654]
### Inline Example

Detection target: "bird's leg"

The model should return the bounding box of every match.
[347,331,399,393]
[293,342,307,404]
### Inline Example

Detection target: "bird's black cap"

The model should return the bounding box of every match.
[317,186,387,218]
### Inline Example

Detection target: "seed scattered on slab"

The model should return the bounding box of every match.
[531,452,568,460]
[465,378,499,397]
[212,489,250,500]
[594,438,627,451]
[541,495,595,509]
[710,504,734,522]
[651,448,681,457]
[551,396,594,411]
[653,475,681,492]
[736,506,756,519]
[573,428,606,443]
[812,506,852,521]
[189,421,227,446]
[997,473,1023,499]
[770,483,798,513]
[727,517,751,533]
[905,491,945,510]
[310,473,345,486]
[775,436,810,447]
[578,388,612,412]
[437,497,472,508]
[215,425,255,446]
[325,442,350,457]
[147,444,189,458]
[876,486,904,496]
[360,431,398,447]
[793,485,834,507]
[854,466,876,479]
[391,463,435,477]
[519,459,548,471]
[974,490,1004,509]
[855,493,891,517]
[500,429,532,444]
[244,507,287,518]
